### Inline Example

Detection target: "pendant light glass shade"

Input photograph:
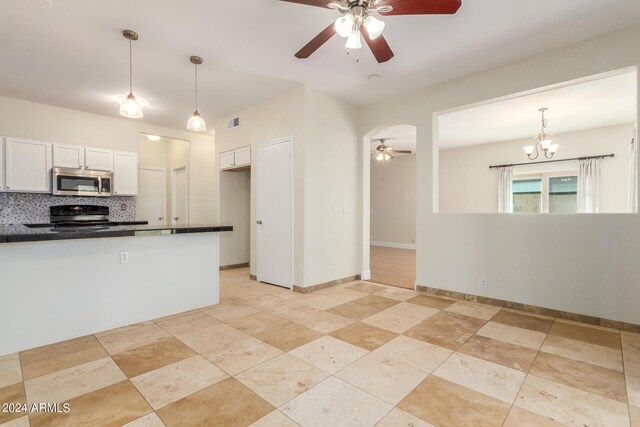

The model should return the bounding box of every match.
[335,14,355,38]
[363,16,385,39]
[187,111,206,132]
[119,30,143,119]
[119,93,144,118]
[187,56,206,132]
[345,31,362,49]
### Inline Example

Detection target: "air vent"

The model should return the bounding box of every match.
[227,117,240,129]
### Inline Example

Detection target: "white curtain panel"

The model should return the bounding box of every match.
[497,166,513,213]
[577,159,601,213]
[629,137,638,213]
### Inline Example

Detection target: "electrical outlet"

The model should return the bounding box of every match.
[120,251,129,264]
[480,278,489,289]
[121,204,127,211]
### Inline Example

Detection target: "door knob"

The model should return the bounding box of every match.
[257,220,263,225]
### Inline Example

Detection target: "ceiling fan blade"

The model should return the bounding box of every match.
[278,0,331,8]
[377,0,461,15]
[389,149,413,154]
[295,24,337,59]
[360,28,394,63]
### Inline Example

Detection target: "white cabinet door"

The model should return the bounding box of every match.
[234,146,251,167]
[0,138,5,191]
[5,138,52,193]
[53,144,84,169]
[113,151,138,196]
[220,151,235,170]
[85,147,113,172]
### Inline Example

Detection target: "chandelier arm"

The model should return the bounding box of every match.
[527,141,541,160]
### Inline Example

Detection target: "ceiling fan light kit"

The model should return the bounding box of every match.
[283,0,462,63]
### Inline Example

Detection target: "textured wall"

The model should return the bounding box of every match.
[0,193,136,224]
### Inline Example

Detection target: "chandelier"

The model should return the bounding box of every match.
[524,108,559,160]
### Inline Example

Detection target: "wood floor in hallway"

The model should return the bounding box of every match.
[370,245,416,290]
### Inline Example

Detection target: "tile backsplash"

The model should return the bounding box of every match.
[0,193,136,224]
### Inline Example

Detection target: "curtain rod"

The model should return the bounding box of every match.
[489,154,615,169]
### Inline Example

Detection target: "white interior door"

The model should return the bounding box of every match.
[257,138,293,288]
[172,167,188,226]
[138,168,165,226]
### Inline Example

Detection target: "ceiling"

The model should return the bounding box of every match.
[438,71,637,150]
[1,0,640,132]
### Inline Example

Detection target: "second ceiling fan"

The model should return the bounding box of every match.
[280,0,462,63]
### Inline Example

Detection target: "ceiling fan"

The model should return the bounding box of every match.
[279,0,462,63]
[373,139,413,161]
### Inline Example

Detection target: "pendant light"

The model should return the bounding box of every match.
[187,56,206,132]
[119,30,144,119]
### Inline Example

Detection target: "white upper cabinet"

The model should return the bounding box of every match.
[0,138,5,191]
[220,145,251,171]
[113,151,138,196]
[5,137,52,193]
[234,146,251,167]
[85,147,113,172]
[53,144,84,169]
[220,151,235,170]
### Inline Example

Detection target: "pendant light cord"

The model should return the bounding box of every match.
[129,39,133,94]
[194,63,198,111]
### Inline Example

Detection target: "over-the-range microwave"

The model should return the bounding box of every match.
[52,167,113,197]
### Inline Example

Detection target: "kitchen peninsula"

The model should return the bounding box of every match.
[0,223,232,355]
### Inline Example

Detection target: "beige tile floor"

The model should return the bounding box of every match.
[1,267,639,426]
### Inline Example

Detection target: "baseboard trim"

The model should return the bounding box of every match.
[416,285,640,333]
[360,270,371,281]
[293,275,361,294]
[219,262,249,271]
[371,241,416,250]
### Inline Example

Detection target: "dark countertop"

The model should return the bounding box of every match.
[0,224,233,244]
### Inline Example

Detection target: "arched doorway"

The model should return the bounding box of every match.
[362,124,417,289]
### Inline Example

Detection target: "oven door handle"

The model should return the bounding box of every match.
[98,176,103,196]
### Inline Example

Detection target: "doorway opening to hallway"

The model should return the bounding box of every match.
[368,125,417,289]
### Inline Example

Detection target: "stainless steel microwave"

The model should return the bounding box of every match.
[52,168,113,197]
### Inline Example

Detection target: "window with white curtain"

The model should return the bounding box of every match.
[512,171,578,213]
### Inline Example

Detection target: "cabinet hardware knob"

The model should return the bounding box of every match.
[257,220,263,225]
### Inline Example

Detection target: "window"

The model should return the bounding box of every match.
[548,176,578,213]
[513,178,542,213]
[512,172,578,214]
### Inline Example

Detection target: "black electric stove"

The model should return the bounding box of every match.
[24,205,148,229]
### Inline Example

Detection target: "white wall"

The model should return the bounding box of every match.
[0,96,217,224]
[359,25,640,324]
[302,87,360,287]
[214,86,306,283]
[220,170,251,266]
[440,124,635,213]
[370,155,416,246]
[214,85,361,287]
